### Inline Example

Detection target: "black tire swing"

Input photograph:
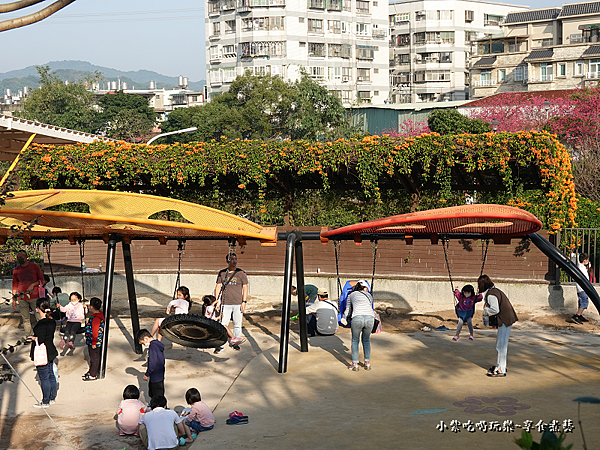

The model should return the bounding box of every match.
[158,238,229,349]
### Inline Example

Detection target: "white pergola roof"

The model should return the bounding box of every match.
[0,114,107,161]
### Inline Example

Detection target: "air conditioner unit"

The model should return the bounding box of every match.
[357,77,363,81]
[342,76,349,82]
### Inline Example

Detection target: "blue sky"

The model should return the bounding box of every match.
[0,0,560,80]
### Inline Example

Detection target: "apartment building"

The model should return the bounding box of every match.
[389,0,528,103]
[205,0,389,105]
[470,1,600,99]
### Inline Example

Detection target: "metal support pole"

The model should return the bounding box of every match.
[278,232,297,373]
[99,234,121,379]
[294,233,308,353]
[122,241,142,354]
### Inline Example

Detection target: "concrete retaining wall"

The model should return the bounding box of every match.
[3,273,597,316]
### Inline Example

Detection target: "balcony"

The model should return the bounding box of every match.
[220,0,236,10]
[473,80,496,87]
[209,33,221,40]
[586,72,599,79]
[308,0,324,9]
[372,29,387,40]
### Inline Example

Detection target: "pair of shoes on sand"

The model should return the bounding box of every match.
[229,337,246,345]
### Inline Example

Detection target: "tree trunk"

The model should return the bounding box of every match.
[0,0,75,32]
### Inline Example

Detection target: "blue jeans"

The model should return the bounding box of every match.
[186,419,214,432]
[37,359,57,404]
[350,315,374,364]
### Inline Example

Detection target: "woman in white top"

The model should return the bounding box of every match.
[151,286,192,341]
[342,281,375,371]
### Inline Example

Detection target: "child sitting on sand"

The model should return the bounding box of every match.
[116,385,147,436]
[181,387,215,438]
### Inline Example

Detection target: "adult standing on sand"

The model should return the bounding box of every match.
[478,274,518,377]
[12,249,45,341]
[214,253,248,354]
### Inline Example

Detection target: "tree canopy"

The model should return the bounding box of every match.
[428,109,491,135]
[160,72,353,143]
[17,66,156,140]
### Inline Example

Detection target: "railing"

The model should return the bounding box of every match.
[556,228,600,284]
[539,74,554,82]
[220,0,236,10]
[473,80,496,87]
[308,0,324,9]
[586,72,599,79]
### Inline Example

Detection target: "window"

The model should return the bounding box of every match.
[309,66,325,78]
[590,59,600,78]
[484,14,504,26]
[328,0,342,10]
[414,31,454,44]
[426,70,451,81]
[299,17,305,23]
[570,33,583,43]
[415,10,426,21]
[465,10,474,22]
[328,43,343,57]
[396,53,410,64]
[341,21,351,34]
[225,20,236,34]
[328,67,342,80]
[558,63,566,77]
[356,23,370,36]
[533,38,553,48]
[509,42,522,53]
[540,63,553,81]
[575,62,584,76]
[357,91,371,102]
[356,0,369,14]
[308,19,323,33]
[465,31,479,42]
[242,17,285,31]
[396,34,410,47]
[342,90,352,102]
[394,13,410,23]
[223,44,236,56]
[480,70,491,85]
[240,41,286,57]
[210,45,221,60]
[439,52,452,63]
[373,90,379,95]
[342,44,352,58]
[331,90,342,99]
[308,0,324,8]
[212,22,221,36]
[583,27,600,43]
[222,67,237,82]
[498,69,506,82]
[342,67,352,79]
[513,65,527,81]
[357,68,370,81]
[439,10,453,20]
[328,20,341,34]
[373,68,379,74]
[308,42,326,57]
[356,45,375,59]
[343,0,351,11]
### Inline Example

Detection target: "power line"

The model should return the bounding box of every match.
[43,15,205,25]
[55,7,204,18]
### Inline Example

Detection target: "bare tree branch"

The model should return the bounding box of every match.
[0,0,75,32]
[0,0,45,13]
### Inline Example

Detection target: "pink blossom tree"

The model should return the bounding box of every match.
[381,119,431,137]
[463,92,574,133]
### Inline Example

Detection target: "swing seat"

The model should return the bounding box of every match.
[337,279,371,327]
[159,314,228,348]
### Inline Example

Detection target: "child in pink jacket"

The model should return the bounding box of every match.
[59,292,86,351]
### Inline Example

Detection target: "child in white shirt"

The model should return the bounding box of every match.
[59,291,86,351]
[150,286,192,341]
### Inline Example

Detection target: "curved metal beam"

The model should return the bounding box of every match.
[529,232,600,315]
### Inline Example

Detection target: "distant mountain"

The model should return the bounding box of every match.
[0,60,206,93]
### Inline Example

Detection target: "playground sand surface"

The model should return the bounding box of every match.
[1,294,600,450]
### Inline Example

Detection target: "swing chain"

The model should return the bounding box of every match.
[334,240,342,301]
[78,239,85,301]
[480,238,490,277]
[173,239,186,300]
[370,238,379,294]
[44,240,56,287]
[441,237,456,304]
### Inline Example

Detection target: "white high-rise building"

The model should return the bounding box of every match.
[389,0,529,103]
[205,0,390,105]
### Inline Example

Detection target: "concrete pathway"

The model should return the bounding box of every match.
[193,327,600,450]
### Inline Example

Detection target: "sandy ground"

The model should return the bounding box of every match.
[1,293,600,450]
